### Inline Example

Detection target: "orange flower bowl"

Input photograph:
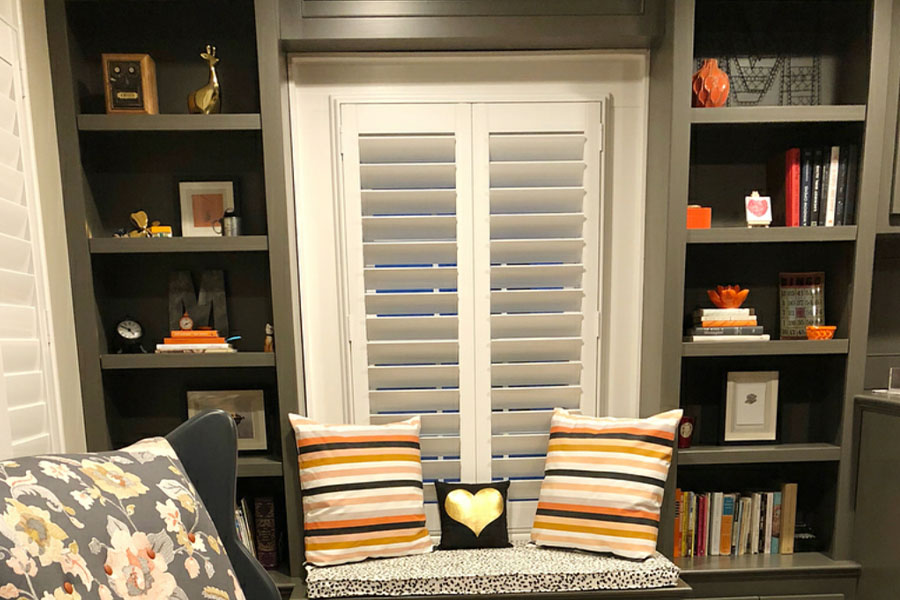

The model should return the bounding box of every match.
[707,285,749,309]
[806,325,836,340]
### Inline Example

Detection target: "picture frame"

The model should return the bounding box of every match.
[723,371,778,442]
[178,181,235,237]
[186,390,267,451]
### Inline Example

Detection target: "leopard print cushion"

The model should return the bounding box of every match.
[305,541,680,598]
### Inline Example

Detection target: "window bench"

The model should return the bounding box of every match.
[304,543,690,599]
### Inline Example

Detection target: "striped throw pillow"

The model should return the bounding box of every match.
[289,413,433,566]
[530,408,682,560]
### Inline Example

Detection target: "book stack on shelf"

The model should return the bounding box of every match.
[674,484,798,559]
[156,329,236,354]
[769,145,859,228]
[234,496,278,570]
[685,307,769,342]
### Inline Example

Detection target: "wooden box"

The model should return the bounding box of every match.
[102,53,158,114]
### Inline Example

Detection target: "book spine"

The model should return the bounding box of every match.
[758,493,767,554]
[685,334,771,342]
[844,145,860,225]
[824,146,840,226]
[697,494,705,557]
[750,493,761,555]
[771,491,782,554]
[682,490,689,557]
[689,492,697,557]
[694,308,754,318]
[818,148,831,226]
[689,326,765,336]
[696,319,758,327]
[834,145,850,225]
[709,492,722,557]
[764,491,774,554]
[800,148,813,226]
[731,496,743,556]
[164,337,227,344]
[780,483,798,554]
[170,330,220,338]
[787,148,801,227]
[674,489,682,558]
[254,496,278,569]
[810,148,824,226]
[720,495,735,556]
[739,497,752,555]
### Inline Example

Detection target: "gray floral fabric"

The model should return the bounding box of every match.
[0,437,245,600]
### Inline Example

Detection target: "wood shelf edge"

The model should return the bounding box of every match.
[678,443,842,465]
[676,552,861,577]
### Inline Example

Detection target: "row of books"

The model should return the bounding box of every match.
[769,145,859,227]
[684,308,770,342]
[674,483,798,558]
[156,329,236,354]
[234,496,278,569]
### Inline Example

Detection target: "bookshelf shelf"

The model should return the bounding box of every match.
[687,226,857,244]
[675,552,861,577]
[237,455,283,478]
[690,105,867,125]
[678,443,842,466]
[681,339,850,357]
[100,353,276,370]
[89,236,269,254]
[77,113,262,131]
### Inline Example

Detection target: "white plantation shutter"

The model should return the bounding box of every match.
[0,1,56,458]
[475,103,602,531]
[340,101,604,533]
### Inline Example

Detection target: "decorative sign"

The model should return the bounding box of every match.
[779,272,824,340]
[745,191,772,227]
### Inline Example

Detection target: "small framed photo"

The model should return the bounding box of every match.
[187,390,267,451]
[179,181,234,237]
[724,371,778,442]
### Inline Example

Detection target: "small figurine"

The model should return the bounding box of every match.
[745,191,772,228]
[188,45,221,115]
[264,323,274,353]
[127,210,151,237]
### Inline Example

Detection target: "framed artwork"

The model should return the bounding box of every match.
[723,371,778,442]
[178,181,234,237]
[186,390,267,451]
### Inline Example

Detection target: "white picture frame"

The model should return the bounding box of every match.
[178,181,235,237]
[186,390,267,451]
[724,371,778,442]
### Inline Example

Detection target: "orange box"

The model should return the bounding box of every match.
[687,205,712,229]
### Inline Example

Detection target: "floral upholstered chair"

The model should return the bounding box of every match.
[0,410,279,600]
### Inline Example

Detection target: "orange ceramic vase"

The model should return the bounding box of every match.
[692,59,730,108]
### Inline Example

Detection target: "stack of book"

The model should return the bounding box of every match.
[674,483,798,558]
[234,496,278,569]
[685,308,769,342]
[768,145,859,227]
[155,329,236,353]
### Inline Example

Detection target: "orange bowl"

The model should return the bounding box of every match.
[806,325,836,340]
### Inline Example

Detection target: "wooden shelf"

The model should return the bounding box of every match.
[90,236,268,254]
[682,339,849,357]
[690,105,867,124]
[676,552,860,577]
[678,443,842,466]
[266,567,302,591]
[687,226,857,244]
[237,455,283,478]
[100,353,275,370]
[77,113,262,131]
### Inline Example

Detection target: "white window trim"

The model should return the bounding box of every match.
[289,52,649,424]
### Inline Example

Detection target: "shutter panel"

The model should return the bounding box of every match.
[0,6,54,458]
[340,104,475,530]
[474,102,604,532]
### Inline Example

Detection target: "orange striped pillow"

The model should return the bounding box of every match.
[289,414,433,566]
[530,408,682,560]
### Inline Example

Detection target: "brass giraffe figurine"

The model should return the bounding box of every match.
[188,45,221,114]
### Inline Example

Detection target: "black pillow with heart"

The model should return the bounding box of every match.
[435,480,512,550]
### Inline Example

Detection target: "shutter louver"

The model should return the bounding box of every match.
[341,105,473,520]
[479,104,603,530]
[0,9,54,457]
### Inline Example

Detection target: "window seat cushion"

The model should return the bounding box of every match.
[305,541,680,598]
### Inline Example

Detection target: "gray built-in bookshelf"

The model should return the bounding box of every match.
[641,0,898,598]
[44,0,305,589]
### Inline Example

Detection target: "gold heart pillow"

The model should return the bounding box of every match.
[435,481,512,550]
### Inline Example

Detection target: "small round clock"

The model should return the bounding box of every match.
[179,311,194,331]
[116,318,146,354]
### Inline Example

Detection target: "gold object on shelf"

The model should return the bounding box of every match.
[188,45,221,115]
[444,488,503,536]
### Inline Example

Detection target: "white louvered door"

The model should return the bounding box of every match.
[340,101,603,533]
[0,1,57,458]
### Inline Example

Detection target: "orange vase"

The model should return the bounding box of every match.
[692,59,730,108]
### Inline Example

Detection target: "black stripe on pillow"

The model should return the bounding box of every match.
[298,440,421,454]
[543,469,666,489]
[535,507,659,528]
[548,431,673,447]
[302,479,425,496]
[307,520,427,537]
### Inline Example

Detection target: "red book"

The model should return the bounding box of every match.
[769,148,801,227]
[674,489,682,558]
[698,494,707,557]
